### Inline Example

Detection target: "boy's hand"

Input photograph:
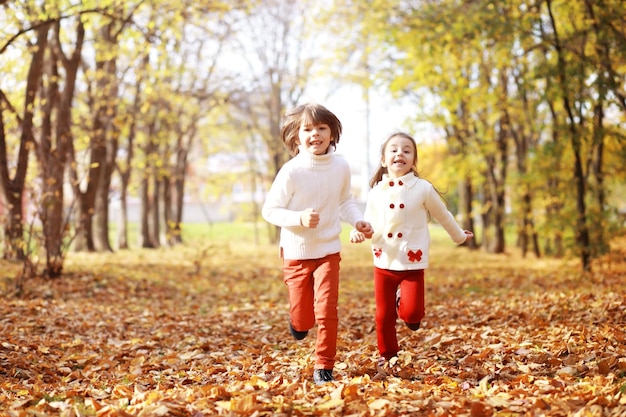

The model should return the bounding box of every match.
[355,221,373,239]
[300,208,320,228]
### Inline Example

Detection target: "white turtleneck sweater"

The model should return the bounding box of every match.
[262,147,363,260]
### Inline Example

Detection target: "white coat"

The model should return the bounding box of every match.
[365,172,467,270]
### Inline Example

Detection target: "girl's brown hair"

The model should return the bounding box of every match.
[369,132,419,188]
[280,103,342,156]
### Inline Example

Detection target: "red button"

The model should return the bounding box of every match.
[389,181,394,186]
[387,233,393,238]
[390,204,395,209]
[399,180,403,185]
[397,233,403,238]
[400,204,405,209]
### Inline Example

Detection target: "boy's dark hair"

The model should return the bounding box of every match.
[281,103,342,156]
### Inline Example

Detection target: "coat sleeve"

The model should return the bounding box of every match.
[424,183,467,245]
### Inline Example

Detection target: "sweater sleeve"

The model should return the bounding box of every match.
[261,167,303,227]
[424,183,467,245]
[337,159,364,227]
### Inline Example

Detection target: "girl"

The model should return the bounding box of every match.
[262,103,373,385]
[351,131,473,380]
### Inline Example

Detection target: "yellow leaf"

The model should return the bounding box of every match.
[486,394,510,408]
[369,398,390,410]
[317,398,344,410]
[215,400,231,410]
[248,375,269,389]
[330,383,344,400]
[146,391,160,404]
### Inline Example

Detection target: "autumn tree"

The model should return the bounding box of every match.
[69,3,139,253]
[36,16,85,277]
[534,0,626,270]
[0,17,51,261]
[335,0,626,269]
[127,2,234,248]
[155,6,235,246]
[114,50,145,250]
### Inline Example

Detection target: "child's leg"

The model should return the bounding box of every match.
[398,269,425,326]
[374,267,402,359]
[312,252,341,370]
[283,259,316,332]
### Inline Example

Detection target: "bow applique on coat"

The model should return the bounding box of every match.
[407,249,423,263]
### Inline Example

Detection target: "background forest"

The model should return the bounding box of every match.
[1,0,626,279]
[2,2,626,416]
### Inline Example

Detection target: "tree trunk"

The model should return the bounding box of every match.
[117,184,129,250]
[458,177,477,249]
[518,189,541,258]
[151,173,161,247]
[93,23,121,253]
[116,59,142,250]
[71,23,120,253]
[572,141,591,270]
[162,174,175,246]
[38,20,84,277]
[172,148,186,245]
[171,135,190,246]
[71,186,95,252]
[0,167,25,261]
[0,23,49,261]
[480,180,493,252]
[546,0,591,271]
[93,141,115,252]
[485,152,506,254]
[139,173,154,248]
[139,117,158,248]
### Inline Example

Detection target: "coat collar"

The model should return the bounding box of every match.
[380,172,419,189]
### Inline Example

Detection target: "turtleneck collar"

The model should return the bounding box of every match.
[296,145,334,169]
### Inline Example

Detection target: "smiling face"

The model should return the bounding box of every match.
[381,134,417,178]
[281,103,342,156]
[298,122,333,155]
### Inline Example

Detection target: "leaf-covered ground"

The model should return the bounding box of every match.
[1,235,626,416]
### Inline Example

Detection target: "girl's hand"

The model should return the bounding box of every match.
[350,229,366,243]
[464,230,474,239]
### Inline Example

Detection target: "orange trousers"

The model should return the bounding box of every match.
[283,252,341,370]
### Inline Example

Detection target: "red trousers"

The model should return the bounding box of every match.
[283,253,341,370]
[374,267,425,359]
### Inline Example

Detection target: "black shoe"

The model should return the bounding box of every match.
[313,369,334,385]
[406,321,421,331]
[289,322,308,340]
